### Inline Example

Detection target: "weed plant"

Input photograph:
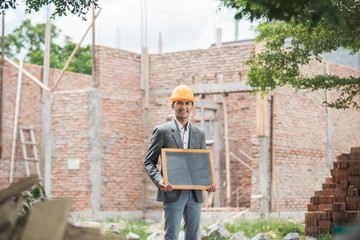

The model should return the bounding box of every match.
[103,218,334,240]
[223,218,304,239]
[316,234,333,240]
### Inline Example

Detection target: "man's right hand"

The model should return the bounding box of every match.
[158,180,173,192]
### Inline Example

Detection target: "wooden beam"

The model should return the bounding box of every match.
[52,8,102,91]
[0,12,5,158]
[9,51,25,184]
[150,82,252,96]
[222,95,231,207]
[92,3,97,88]
[195,99,220,110]
[229,151,254,172]
[0,176,39,203]
[4,57,50,92]
[256,92,270,137]
[42,19,52,197]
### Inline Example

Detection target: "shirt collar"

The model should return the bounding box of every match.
[174,118,190,132]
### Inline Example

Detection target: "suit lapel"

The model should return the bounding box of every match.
[171,119,183,148]
[189,123,195,149]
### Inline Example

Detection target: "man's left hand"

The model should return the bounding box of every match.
[206,184,217,192]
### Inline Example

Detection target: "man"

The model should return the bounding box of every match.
[143,85,217,240]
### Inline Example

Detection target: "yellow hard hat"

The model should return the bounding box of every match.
[170,85,196,103]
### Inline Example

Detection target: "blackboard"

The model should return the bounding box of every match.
[161,148,215,190]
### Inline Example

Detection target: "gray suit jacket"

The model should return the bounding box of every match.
[143,119,206,203]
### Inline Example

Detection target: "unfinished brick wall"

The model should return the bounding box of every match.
[0,63,43,187]
[270,60,360,212]
[1,42,359,214]
[96,47,144,211]
[0,62,92,189]
[226,92,257,208]
[145,43,256,209]
[52,89,93,211]
[271,85,330,211]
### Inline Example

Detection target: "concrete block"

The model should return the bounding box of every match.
[21,199,72,240]
[0,198,23,240]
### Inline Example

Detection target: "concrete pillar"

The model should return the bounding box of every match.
[216,28,222,46]
[256,92,271,217]
[88,88,102,213]
[259,136,270,218]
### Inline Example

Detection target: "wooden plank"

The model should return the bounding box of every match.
[9,51,24,183]
[256,92,269,137]
[222,94,231,207]
[351,147,360,154]
[0,176,39,203]
[21,199,72,240]
[4,57,50,92]
[52,8,102,91]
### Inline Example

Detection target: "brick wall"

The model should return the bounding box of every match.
[52,89,92,211]
[0,63,43,187]
[1,42,359,214]
[96,47,144,211]
[0,62,92,189]
[271,60,360,211]
[146,43,256,208]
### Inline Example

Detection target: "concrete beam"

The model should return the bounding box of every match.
[150,82,252,96]
[195,99,220,110]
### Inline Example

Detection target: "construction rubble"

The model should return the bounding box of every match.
[0,175,123,240]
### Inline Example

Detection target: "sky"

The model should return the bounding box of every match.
[3,0,259,54]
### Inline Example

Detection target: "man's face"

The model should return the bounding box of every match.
[172,100,194,121]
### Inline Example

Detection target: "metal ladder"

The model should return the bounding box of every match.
[19,126,41,179]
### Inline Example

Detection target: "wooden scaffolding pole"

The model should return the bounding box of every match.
[52,8,102,91]
[9,50,25,184]
[222,95,231,207]
[42,18,52,196]
[0,12,4,158]
[217,73,231,207]
[4,57,50,92]
[92,3,97,88]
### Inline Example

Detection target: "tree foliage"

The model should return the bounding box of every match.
[220,0,360,109]
[1,0,98,20]
[5,19,92,74]
[220,0,343,27]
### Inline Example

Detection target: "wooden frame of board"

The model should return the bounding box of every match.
[161,148,215,190]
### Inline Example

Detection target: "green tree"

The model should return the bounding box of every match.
[5,19,92,74]
[219,0,360,109]
[219,0,343,27]
[1,0,98,20]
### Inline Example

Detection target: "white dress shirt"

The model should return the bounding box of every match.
[174,118,190,149]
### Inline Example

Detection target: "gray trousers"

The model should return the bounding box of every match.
[163,190,202,240]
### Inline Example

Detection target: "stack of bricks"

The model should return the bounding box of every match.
[305,147,360,237]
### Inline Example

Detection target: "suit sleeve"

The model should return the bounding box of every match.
[143,127,164,187]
